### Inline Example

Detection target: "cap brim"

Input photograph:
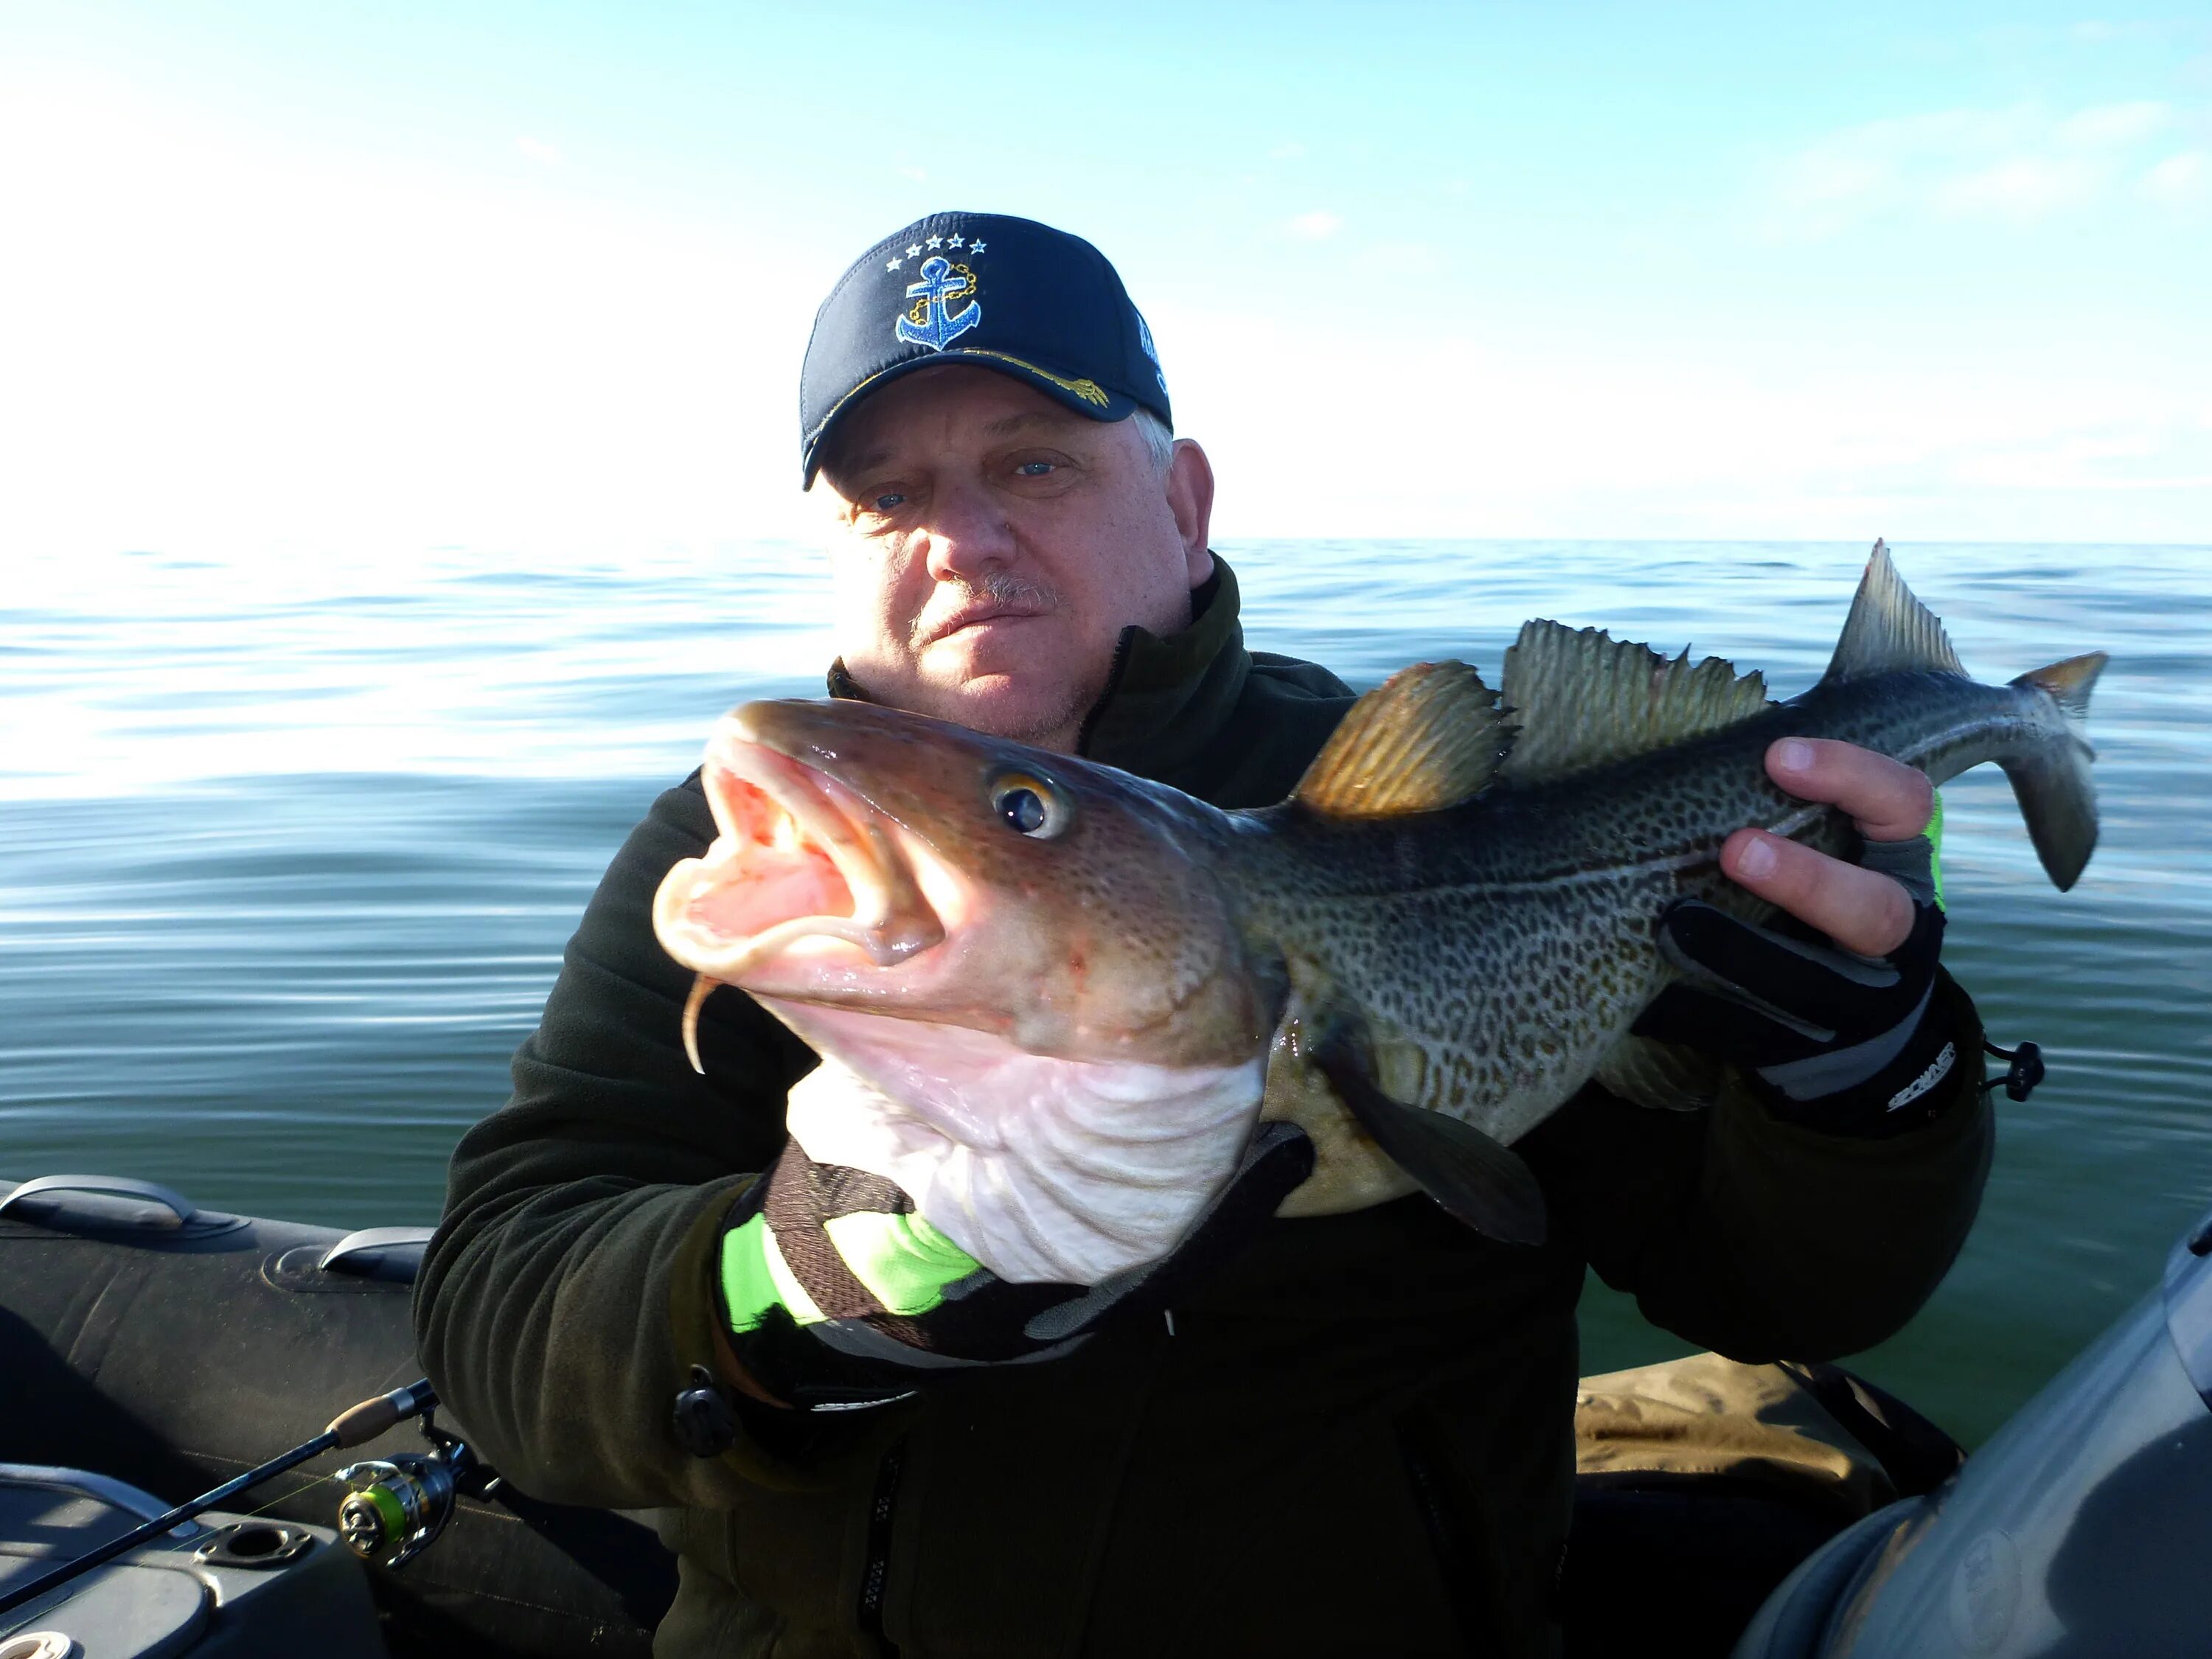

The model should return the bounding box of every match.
[802,350,1140,484]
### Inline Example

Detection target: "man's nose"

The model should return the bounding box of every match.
[917,478,1018,583]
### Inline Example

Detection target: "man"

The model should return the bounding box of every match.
[415,212,1992,1656]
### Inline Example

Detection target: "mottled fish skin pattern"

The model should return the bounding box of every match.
[1218,669,2064,1145]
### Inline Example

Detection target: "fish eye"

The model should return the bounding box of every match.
[990,771,1073,839]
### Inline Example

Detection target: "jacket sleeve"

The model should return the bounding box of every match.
[411,774,856,1509]
[1522,970,1995,1363]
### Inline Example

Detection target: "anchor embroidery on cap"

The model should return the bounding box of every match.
[895,256,981,352]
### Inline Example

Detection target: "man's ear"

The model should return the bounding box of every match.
[1166,438,1215,585]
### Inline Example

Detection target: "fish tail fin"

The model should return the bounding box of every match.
[2014,650,2106,724]
[2002,652,2109,891]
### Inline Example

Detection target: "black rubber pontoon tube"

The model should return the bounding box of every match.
[0,1379,436,1620]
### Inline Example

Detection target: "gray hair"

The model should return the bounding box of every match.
[812,401,1176,491]
[1132,408,1175,477]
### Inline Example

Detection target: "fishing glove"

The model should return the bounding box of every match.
[1631,816,1960,1137]
[712,1122,1314,1413]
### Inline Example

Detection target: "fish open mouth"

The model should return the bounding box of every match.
[651,717,946,1062]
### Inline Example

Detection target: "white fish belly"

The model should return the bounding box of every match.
[769,1004,1265,1285]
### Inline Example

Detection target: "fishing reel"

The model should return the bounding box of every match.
[335,1402,501,1569]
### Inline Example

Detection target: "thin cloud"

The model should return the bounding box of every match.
[1354,240,1442,278]
[515,136,561,165]
[1933,156,2101,219]
[1287,209,1343,240]
[1267,140,1307,161]
[2072,18,2205,46]
[2143,149,2210,208]
[2054,100,2169,147]
[1764,100,2183,237]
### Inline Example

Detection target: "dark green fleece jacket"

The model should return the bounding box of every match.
[414,558,1993,1658]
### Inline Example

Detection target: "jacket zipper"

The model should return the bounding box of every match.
[1394,1413,1484,1656]
[856,1437,906,1656]
[1073,626,1138,757]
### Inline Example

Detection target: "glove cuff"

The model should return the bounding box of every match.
[1753,994,1964,1138]
[714,1175,978,1411]
[713,1160,1088,1405]
[719,1189,980,1337]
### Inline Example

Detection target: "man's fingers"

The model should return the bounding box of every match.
[1721,828,1916,957]
[1766,738,1934,842]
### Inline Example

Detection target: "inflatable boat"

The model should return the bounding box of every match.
[1734,1198,2212,1657]
[0,1175,673,1657]
[4,1170,2208,1657]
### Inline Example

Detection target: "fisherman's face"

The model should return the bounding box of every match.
[815,365,1214,753]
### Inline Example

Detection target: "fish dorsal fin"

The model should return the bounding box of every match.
[1822,540,1965,684]
[1293,661,1514,818]
[1498,622,1770,783]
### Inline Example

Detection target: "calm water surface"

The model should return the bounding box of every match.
[4,540,2208,1445]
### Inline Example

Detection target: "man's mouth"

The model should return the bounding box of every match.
[921,592,1052,647]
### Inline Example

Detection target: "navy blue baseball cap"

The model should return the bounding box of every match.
[799,212,1172,484]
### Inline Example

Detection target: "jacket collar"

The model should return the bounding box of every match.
[824,555,1253,784]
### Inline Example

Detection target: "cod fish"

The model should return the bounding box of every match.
[653,545,2104,1286]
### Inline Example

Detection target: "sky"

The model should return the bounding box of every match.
[2,1,2208,554]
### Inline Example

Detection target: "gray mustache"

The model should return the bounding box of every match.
[913,571,1061,645]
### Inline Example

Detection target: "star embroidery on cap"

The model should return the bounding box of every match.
[947,234,964,248]
[925,234,944,249]
[968,238,987,254]
[886,257,902,271]
[906,243,922,257]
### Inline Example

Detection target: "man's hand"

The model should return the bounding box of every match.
[1719,738,1935,954]
[709,1124,1313,1414]
[1632,738,1960,1135]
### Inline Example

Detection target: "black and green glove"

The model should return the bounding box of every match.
[716,1121,1315,1412]
[1633,815,1959,1137]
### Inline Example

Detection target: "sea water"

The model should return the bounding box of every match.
[4,539,2208,1445]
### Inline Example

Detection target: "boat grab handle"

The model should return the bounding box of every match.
[0,1175,198,1227]
[319,1225,437,1273]
[0,1464,205,1537]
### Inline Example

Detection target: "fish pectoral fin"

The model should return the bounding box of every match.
[1590,1032,1722,1113]
[1307,1033,1548,1248]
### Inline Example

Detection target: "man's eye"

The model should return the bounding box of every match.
[870,491,907,512]
[1013,461,1054,478]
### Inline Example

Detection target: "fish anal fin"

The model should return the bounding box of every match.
[1293,661,1515,818]
[1591,1033,1723,1113]
[1821,540,1966,684]
[1305,1031,1547,1247]
[1498,623,1770,784]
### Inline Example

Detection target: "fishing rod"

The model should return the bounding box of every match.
[0,1379,437,1620]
